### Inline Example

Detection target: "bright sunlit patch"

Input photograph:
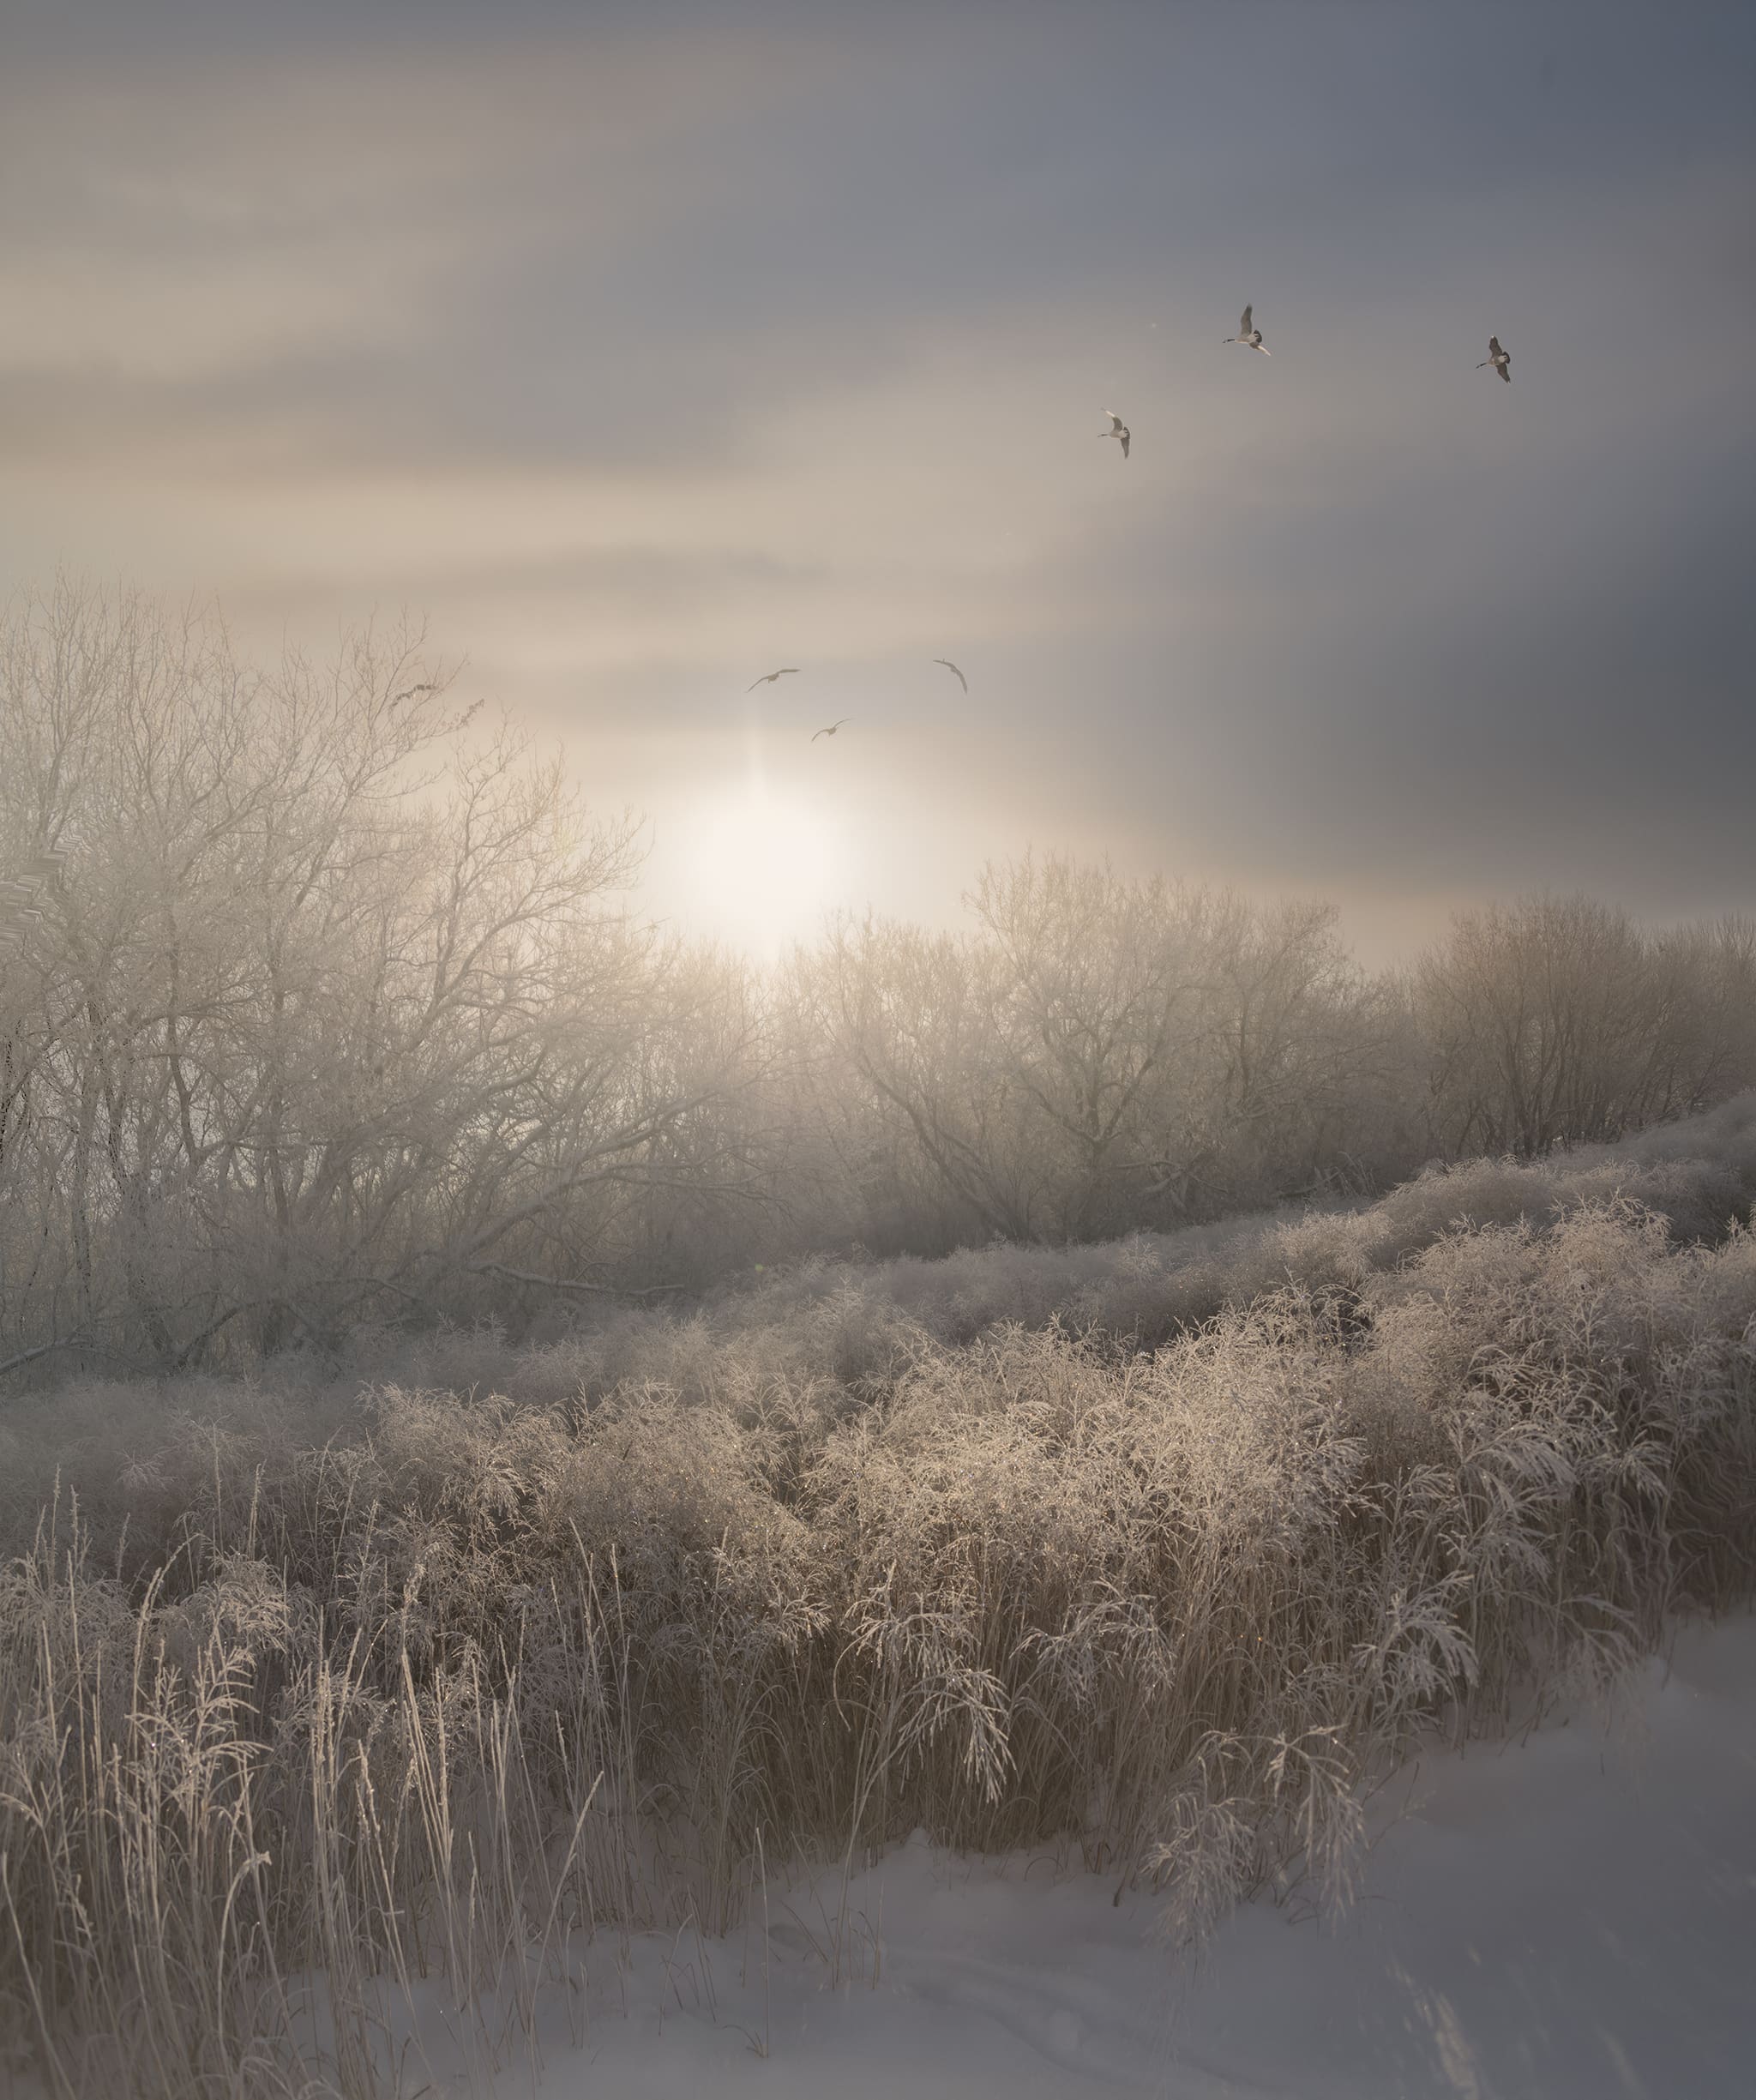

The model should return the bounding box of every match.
[680,771,845,961]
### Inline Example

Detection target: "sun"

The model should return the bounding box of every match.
[681,773,846,960]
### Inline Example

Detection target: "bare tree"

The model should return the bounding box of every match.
[0,580,767,1377]
[1414,895,1754,1158]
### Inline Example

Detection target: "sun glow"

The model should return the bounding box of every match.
[679,772,848,960]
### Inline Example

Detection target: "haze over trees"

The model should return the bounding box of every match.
[3,577,1755,1383]
[3,581,1756,2097]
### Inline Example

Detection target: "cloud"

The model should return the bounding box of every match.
[1,3,1753,952]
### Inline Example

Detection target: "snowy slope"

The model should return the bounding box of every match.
[508,1612,1756,2100]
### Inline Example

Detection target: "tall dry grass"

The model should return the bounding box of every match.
[2,1111,1754,2095]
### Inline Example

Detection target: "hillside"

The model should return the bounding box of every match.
[3,1104,1753,2096]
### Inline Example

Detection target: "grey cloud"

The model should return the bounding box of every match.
[1,2,1753,949]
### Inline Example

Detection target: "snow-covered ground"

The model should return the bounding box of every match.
[491,1611,1756,2100]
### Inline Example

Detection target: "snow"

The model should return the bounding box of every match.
[506,1614,1756,2099]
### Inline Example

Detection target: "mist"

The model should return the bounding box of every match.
[4,5,1756,2093]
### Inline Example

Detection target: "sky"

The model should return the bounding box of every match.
[2,0,1753,960]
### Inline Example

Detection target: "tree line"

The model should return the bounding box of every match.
[3,580,1753,1379]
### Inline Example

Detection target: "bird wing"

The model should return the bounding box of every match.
[935,659,968,690]
[1240,305,1253,334]
[1499,362,1511,381]
[1488,336,1503,357]
[746,675,770,691]
[1120,429,1130,456]
[1105,411,1124,432]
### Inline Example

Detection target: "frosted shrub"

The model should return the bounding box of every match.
[3,1133,1756,2095]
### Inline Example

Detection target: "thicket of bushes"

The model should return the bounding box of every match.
[2,1108,1754,2096]
[6,580,1756,1386]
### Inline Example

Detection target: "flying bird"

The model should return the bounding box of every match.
[1101,411,1131,459]
[812,719,851,741]
[390,682,438,706]
[1224,304,1270,355]
[1476,334,1511,382]
[747,667,801,693]
[933,659,968,692]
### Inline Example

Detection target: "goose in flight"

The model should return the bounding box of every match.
[1224,304,1270,354]
[1101,411,1131,458]
[812,719,851,741]
[933,659,968,692]
[1476,334,1511,382]
[747,667,801,693]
